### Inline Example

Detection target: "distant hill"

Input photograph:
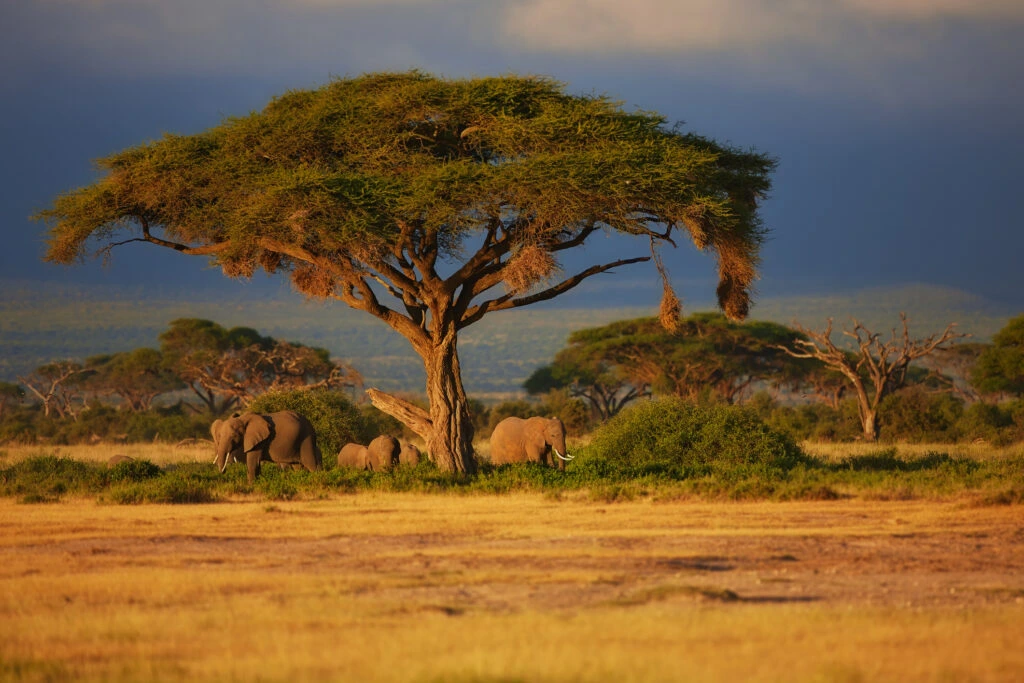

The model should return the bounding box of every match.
[0,279,1015,397]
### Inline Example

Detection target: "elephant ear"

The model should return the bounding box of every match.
[243,415,272,452]
[210,419,223,444]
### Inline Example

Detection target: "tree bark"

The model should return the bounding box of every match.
[367,331,476,474]
[422,333,476,474]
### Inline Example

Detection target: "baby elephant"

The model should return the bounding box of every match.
[337,435,403,471]
[398,440,421,466]
[211,411,321,484]
[337,442,370,470]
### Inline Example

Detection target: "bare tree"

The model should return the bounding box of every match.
[777,314,967,441]
[18,361,93,419]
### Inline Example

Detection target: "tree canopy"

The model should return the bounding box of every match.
[159,318,360,413]
[527,313,808,413]
[972,314,1024,397]
[38,71,776,472]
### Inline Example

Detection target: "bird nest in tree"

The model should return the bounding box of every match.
[502,245,559,295]
[291,265,337,298]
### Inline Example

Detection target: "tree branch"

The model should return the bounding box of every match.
[459,256,650,328]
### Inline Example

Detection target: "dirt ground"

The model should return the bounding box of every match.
[2,495,1023,681]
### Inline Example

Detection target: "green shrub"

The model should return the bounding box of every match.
[356,404,405,443]
[107,459,162,483]
[877,388,963,442]
[247,389,364,465]
[0,455,106,499]
[581,398,808,479]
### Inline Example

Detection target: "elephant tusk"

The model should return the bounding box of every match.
[554,449,574,461]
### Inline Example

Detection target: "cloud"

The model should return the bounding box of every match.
[496,0,1024,54]
[5,0,1020,110]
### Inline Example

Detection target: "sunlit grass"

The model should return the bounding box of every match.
[0,442,212,466]
[801,440,1024,463]
[1,496,1022,682]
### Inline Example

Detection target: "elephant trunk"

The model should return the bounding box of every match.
[215,447,230,473]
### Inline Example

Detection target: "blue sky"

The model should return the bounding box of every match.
[2,0,1022,309]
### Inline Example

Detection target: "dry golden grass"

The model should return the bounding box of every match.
[801,440,1024,462]
[0,442,212,467]
[2,494,1023,682]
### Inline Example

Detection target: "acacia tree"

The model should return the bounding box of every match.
[971,314,1024,399]
[38,72,774,472]
[778,314,966,441]
[534,314,807,408]
[83,349,184,411]
[159,318,360,413]
[524,342,649,422]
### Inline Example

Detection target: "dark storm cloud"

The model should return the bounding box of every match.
[1,0,1022,306]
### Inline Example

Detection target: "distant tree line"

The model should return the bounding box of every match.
[512,311,1024,445]
[0,319,360,445]
[2,313,1022,448]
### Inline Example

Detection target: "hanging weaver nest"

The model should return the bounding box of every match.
[716,240,756,321]
[220,256,257,279]
[258,250,283,274]
[682,209,711,250]
[291,264,337,298]
[502,245,559,295]
[653,250,682,333]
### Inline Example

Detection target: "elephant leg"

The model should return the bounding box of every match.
[246,452,261,485]
[300,438,319,473]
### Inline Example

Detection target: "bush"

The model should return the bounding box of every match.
[581,398,808,479]
[877,388,963,442]
[955,402,1019,445]
[247,389,363,465]
[107,459,162,483]
[0,456,106,499]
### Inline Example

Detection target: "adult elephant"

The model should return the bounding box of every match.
[212,411,321,484]
[489,416,572,470]
[367,435,400,471]
[337,443,369,469]
[210,418,244,465]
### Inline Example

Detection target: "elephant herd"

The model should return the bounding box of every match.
[208,410,572,484]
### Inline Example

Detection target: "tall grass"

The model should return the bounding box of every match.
[1,446,1021,505]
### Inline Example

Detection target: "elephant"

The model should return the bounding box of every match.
[337,436,400,471]
[398,440,421,467]
[367,434,400,471]
[107,454,135,468]
[337,442,370,469]
[489,416,573,471]
[210,418,244,466]
[212,410,321,484]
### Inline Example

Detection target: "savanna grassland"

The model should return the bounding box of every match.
[2,443,1024,682]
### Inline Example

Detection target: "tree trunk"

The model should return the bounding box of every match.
[857,401,879,442]
[367,332,476,474]
[422,333,476,474]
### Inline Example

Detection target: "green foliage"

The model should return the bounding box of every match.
[581,398,808,479]
[356,403,407,443]
[0,456,107,500]
[247,388,363,465]
[104,466,219,504]
[0,402,210,446]
[107,458,162,483]
[38,72,773,319]
[535,313,811,412]
[972,314,1024,397]
[877,388,964,443]
[2,445,1022,504]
